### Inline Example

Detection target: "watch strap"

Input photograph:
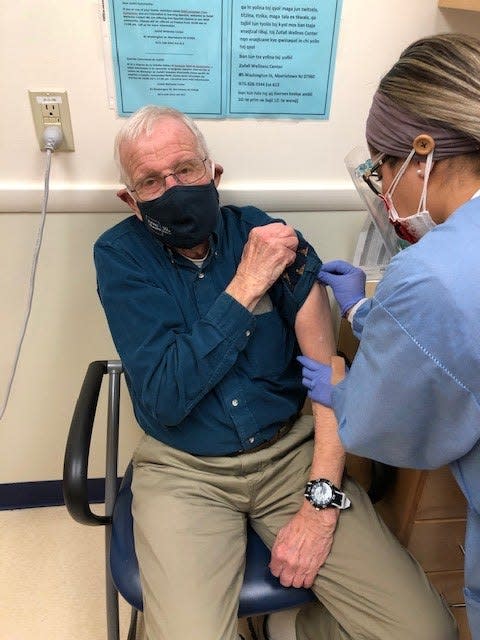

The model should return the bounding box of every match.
[331,488,351,509]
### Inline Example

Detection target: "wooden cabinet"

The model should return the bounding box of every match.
[376,466,470,639]
[337,318,471,639]
[439,0,480,10]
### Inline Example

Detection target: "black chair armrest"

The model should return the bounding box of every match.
[63,360,110,526]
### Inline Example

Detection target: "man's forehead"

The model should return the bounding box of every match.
[121,118,200,168]
[136,118,196,148]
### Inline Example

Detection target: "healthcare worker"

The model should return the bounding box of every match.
[299,33,480,639]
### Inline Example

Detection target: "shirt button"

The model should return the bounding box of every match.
[248,436,255,444]
[245,330,251,337]
[198,273,205,279]
[231,398,239,407]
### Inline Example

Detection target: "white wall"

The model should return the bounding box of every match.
[1,0,480,483]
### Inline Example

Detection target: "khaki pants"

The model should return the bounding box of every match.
[132,416,457,640]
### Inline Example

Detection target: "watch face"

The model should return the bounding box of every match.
[311,481,333,506]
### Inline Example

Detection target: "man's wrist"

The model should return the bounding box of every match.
[304,477,351,511]
[300,499,340,528]
[225,275,263,312]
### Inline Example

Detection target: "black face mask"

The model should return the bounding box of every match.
[137,182,220,249]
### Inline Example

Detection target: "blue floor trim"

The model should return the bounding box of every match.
[0,478,109,510]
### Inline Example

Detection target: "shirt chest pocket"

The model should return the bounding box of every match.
[244,307,293,378]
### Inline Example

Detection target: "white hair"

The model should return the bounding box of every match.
[114,105,210,185]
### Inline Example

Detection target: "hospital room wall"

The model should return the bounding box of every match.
[1,1,480,487]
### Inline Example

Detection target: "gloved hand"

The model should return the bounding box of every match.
[297,355,334,407]
[317,260,366,317]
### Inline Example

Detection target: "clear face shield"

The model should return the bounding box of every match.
[344,147,402,258]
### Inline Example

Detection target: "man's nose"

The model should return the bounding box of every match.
[164,172,181,189]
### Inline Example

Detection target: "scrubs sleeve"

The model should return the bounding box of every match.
[351,297,374,339]
[334,262,480,470]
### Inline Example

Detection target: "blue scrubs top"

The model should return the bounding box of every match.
[333,197,480,638]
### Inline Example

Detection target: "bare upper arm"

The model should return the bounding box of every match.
[295,282,336,363]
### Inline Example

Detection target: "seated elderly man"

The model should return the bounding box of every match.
[93,105,456,640]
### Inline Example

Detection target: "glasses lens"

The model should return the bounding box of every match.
[134,158,207,201]
[136,177,163,201]
[174,158,207,185]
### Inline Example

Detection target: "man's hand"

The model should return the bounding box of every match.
[269,502,339,588]
[317,260,366,317]
[226,223,298,311]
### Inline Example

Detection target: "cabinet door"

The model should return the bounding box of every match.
[450,606,472,640]
[428,570,465,606]
[416,467,467,520]
[408,520,467,572]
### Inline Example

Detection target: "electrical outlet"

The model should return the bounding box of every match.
[28,90,75,151]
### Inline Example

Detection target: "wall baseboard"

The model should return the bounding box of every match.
[0,478,111,510]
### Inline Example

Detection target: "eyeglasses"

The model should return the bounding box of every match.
[361,153,387,196]
[130,157,209,201]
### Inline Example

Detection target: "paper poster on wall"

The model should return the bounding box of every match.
[106,0,342,119]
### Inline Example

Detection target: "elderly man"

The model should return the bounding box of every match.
[93,105,455,640]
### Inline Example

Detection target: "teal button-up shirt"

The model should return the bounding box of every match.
[94,204,321,456]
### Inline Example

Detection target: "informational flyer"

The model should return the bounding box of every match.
[107,0,342,118]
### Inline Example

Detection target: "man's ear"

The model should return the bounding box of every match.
[117,188,142,220]
[213,163,224,188]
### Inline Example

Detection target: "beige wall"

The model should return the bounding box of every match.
[1,1,480,484]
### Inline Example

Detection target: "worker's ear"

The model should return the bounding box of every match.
[117,189,142,220]
[213,163,223,188]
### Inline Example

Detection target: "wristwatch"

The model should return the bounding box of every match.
[304,478,351,510]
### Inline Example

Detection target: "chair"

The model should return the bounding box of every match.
[63,360,395,640]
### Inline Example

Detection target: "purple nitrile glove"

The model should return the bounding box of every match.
[297,355,334,408]
[317,260,366,317]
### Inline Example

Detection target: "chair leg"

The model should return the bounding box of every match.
[247,615,269,640]
[127,608,138,640]
[106,569,120,640]
[106,526,120,640]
